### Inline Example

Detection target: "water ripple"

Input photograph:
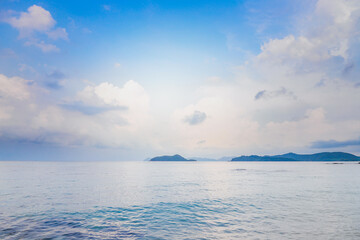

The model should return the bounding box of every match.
[1,162,360,239]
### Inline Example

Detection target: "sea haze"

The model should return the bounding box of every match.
[1,161,359,239]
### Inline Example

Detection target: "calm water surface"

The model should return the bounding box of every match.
[0,161,359,239]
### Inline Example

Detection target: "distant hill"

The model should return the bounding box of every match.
[231,152,360,161]
[273,152,360,161]
[231,155,295,161]
[149,154,196,162]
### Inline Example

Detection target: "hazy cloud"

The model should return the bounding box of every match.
[184,111,207,125]
[0,48,17,59]
[47,27,68,41]
[60,102,127,116]
[43,70,66,89]
[103,5,111,11]
[24,39,59,53]
[45,81,62,90]
[342,62,355,76]
[18,63,36,73]
[82,28,92,34]
[254,87,296,100]
[48,70,66,80]
[311,137,360,148]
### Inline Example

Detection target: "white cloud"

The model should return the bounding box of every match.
[3,5,68,52]
[77,81,149,110]
[258,35,329,62]
[47,27,68,40]
[24,40,59,53]
[114,62,121,68]
[5,5,55,38]
[0,74,152,149]
[257,0,360,65]
[158,0,360,156]
[0,74,32,100]
[76,81,151,129]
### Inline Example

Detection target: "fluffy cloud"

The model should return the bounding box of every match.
[162,0,360,156]
[75,81,151,132]
[3,5,68,52]
[258,0,360,64]
[5,5,55,37]
[77,81,149,112]
[247,0,360,120]
[255,0,360,147]
[0,74,32,100]
[0,74,152,149]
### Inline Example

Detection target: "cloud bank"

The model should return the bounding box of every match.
[311,137,360,148]
[0,74,151,149]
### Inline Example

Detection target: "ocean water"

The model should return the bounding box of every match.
[0,161,360,239]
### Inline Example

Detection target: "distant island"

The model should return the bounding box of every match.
[149,152,360,162]
[149,154,196,161]
[231,152,360,161]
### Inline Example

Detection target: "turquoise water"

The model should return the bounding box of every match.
[0,161,360,239]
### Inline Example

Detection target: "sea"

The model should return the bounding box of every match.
[0,161,359,239]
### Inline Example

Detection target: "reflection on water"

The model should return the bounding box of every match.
[0,161,360,239]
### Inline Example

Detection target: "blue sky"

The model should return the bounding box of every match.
[0,0,360,160]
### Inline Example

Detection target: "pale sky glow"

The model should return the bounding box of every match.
[0,0,360,160]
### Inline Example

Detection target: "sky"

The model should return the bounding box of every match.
[0,0,360,161]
